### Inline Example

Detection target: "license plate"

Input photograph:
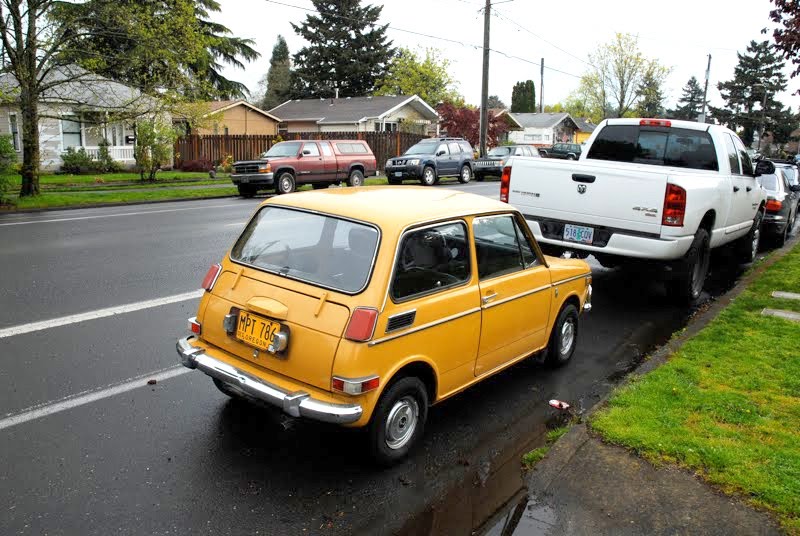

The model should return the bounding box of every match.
[563,224,594,244]
[236,310,281,352]
[239,177,249,183]
[394,172,403,177]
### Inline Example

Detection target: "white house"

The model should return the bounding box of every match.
[506,112,579,147]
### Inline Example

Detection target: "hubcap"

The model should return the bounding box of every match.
[560,318,575,355]
[281,177,292,192]
[462,168,470,181]
[424,169,434,184]
[385,396,419,450]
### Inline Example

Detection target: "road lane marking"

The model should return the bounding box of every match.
[0,290,204,339]
[0,366,190,431]
[0,203,248,227]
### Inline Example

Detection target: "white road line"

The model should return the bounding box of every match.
[0,366,190,431]
[0,289,204,339]
[0,203,247,227]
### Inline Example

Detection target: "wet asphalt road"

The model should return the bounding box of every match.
[0,182,744,535]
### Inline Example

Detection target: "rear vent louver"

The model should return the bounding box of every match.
[386,311,416,333]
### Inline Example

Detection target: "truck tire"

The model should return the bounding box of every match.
[545,303,579,367]
[669,227,710,304]
[347,169,365,187]
[275,172,296,195]
[458,165,472,184]
[420,166,437,186]
[367,376,428,466]
[237,184,256,198]
[734,211,762,264]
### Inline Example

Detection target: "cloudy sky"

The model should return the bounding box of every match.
[214,0,800,112]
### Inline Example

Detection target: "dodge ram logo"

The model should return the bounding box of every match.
[577,184,587,194]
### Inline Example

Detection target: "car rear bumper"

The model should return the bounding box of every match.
[231,173,274,186]
[763,213,788,233]
[176,336,363,424]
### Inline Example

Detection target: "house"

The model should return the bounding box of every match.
[176,99,281,136]
[506,113,579,147]
[574,118,597,144]
[268,95,439,135]
[0,67,154,171]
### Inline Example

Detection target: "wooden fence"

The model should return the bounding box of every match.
[173,132,428,169]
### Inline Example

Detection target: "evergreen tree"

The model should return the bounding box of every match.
[291,0,395,98]
[636,66,668,118]
[669,77,706,120]
[510,81,536,113]
[709,40,789,146]
[487,95,506,109]
[258,36,292,111]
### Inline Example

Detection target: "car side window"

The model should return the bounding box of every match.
[459,142,473,154]
[391,222,471,302]
[448,142,461,155]
[436,144,449,156]
[473,215,534,280]
[732,136,754,176]
[724,134,742,175]
[303,143,320,156]
[319,142,333,157]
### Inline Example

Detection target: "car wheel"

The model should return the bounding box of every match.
[458,165,472,184]
[237,184,256,198]
[567,154,576,160]
[367,376,428,466]
[420,166,437,186]
[776,221,789,248]
[347,169,365,187]
[670,227,711,304]
[275,172,296,195]
[545,303,579,367]
[735,211,763,264]
[388,177,402,185]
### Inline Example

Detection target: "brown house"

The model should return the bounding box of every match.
[182,99,281,136]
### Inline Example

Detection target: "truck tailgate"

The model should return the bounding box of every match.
[507,158,667,235]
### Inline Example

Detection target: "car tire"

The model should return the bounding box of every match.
[669,227,711,304]
[237,184,256,198]
[420,166,437,186]
[275,172,296,195]
[545,303,579,367]
[347,169,365,187]
[734,210,763,264]
[776,221,789,248]
[367,376,428,466]
[567,154,576,160]
[388,177,402,185]
[458,165,472,184]
[311,183,329,190]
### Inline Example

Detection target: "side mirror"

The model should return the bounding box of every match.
[302,149,311,156]
[436,150,446,156]
[754,159,775,177]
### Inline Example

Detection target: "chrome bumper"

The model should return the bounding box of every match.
[583,284,592,312]
[176,336,363,424]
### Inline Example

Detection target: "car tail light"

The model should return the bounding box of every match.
[766,199,783,212]
[344,307,378,342]
[500,165,512,203]
[332,375,380,395]
[188,317,201,335]
[640,119,672,127]
[662,184,686,226]
[201,263,222,292]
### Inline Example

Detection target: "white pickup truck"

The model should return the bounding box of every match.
[501,118,773,302]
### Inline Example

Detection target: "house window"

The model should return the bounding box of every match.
[9,113,20,151]
[61,116,82,149]
[524,134,542,142]
[544,134,551,141]
[375,121,398,133]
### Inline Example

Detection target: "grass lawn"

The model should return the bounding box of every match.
[591,244,800,532]
[12,185,239,209]
[37,171,217,185]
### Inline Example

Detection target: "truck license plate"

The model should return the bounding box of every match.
[563,224,594,244]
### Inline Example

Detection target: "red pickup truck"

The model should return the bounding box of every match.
[231,139,377,197]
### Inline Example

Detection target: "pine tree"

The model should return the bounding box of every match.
[669,77,706,120]
[510,81,536,113]
[258,36,292,111]
[709,40,790,146]
[636,66,668,118]
[487,95,506,109]
[291,0,395,98]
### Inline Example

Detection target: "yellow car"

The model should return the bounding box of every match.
[177,186,592,464]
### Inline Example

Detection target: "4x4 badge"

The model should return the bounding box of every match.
[577,184,587,194]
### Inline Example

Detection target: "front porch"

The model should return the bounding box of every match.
[81,145,136,163]
[60,113,137,165]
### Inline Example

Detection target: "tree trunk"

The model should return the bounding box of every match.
[19,87,40,197]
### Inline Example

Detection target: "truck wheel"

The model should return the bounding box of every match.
[669,228,710,303]
[347,169,365,187]
[545,303,579,367]
[237,184,256,198]
[367,376,428,466]
[458,165,472,184]
[420,166,437,186]
[734,211,762,264]
[275,172,296,195]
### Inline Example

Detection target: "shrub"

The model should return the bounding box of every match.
[96,139,123,173]
[219,154,233,173]
[60,147,95,174]
[135,119,178,181]
[179,159,214,172]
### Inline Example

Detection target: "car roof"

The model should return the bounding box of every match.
[264,186,513,232]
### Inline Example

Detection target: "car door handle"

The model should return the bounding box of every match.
[572,174,596,183]
[746,186,753,192]
[733,186,740,192]
[482,292,497,305]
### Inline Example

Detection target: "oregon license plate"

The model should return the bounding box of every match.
[394,171,403,177]
[563,224,594,244]
[236,310,281,352]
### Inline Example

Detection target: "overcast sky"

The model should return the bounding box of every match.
[214,0,800,112]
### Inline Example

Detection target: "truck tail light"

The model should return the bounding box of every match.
[344,307,378,342]
[766,199,783,212]
[662,184,686,226]
[201,263,222,291]
[332,375,380,395]
[640,119,672,128]
[500,165,512,203]
[188,317,201,335]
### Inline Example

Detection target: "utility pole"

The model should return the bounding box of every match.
[757,84,768,152]
[699,54,711,123]
[478,0,491,157]
[539,58,544,113]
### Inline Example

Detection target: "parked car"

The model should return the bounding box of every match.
[473,145,540,181]
[502,118,770,303]
[230,140,377,197]
[541,142,582,160]
[385,138,474,186]
[757,165,800,246]
[177,187,592,464]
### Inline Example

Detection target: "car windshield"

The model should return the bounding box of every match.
[488,147,511,157]
[262,142,302,158]
[404,142,438,155]
[757,173,780,192]
[230,206,380,294]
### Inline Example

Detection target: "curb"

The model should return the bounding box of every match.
[531,231,800,484]
[0,193,241,214]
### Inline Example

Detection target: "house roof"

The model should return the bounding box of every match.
[268,95,438,124]
[202,99,280,122]
[508,112,577,130]
[574,118,596,133]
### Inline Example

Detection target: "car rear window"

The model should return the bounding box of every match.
[587,125,719,171]
[230,206,380,294]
